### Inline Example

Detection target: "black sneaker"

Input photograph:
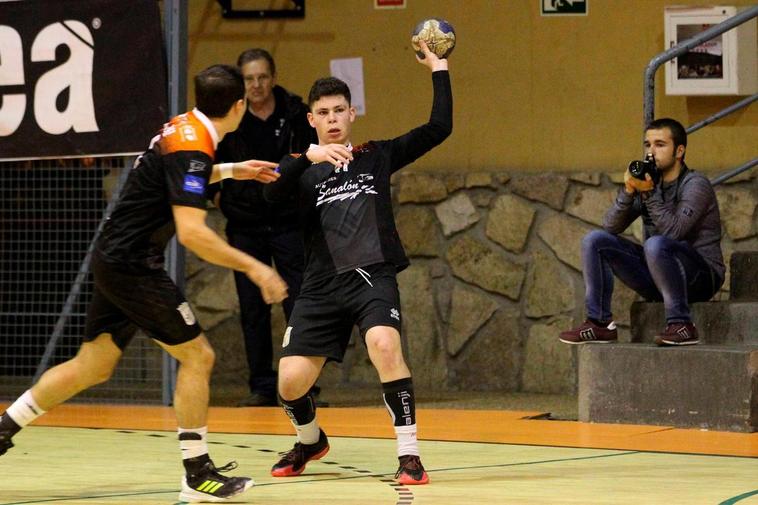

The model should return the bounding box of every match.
[179,460,253,503]
[236,392,278,407]
[270,429,329,477]
[0,431,14,456]
[0,414,19,457]
[395,455,429,485]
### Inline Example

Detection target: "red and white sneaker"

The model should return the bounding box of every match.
[559,320,618,345]
[654,322,699,346]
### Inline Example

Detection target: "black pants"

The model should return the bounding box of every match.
[227,227,304,396]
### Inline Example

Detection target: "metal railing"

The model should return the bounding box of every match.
[642,5,758,186]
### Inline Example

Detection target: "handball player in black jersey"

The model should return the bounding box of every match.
[264,41,452,485]
[0,65,287,503]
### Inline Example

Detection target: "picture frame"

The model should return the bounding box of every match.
[664,6,757,95]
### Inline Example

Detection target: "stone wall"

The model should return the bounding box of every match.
[187,170,757,397]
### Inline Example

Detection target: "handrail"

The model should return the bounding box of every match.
[643,6,758,186]
[711,157,758,186]
[643,5,758,127]
[686,93,758,134]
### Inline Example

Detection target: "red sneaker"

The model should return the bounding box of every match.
[271,430,329,477]
[559,320,618,345]
[654,323,699,346]
[395,455,429,485]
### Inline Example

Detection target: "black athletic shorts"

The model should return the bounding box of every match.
[84,252,202,350]
[282,262,402,362]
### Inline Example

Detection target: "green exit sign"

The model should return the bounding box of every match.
[541,0,588,16]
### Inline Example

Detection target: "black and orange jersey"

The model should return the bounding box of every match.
[96,109,219,272]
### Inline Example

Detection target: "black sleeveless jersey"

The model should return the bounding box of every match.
[265,71,452,283]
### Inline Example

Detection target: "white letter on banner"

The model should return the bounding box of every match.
[32,21,99,135]
[0,25,27,137]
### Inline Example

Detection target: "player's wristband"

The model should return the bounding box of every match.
[219,162,234,180]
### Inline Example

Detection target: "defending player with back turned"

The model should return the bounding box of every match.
[0,64,287,503]
[263,40,452,486]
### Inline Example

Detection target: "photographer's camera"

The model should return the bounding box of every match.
[628,154,660,184]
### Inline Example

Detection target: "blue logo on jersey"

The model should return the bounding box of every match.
[183,174,205,194]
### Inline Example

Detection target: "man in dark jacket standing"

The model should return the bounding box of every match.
[559,118,724,346]
[210,49,318,406]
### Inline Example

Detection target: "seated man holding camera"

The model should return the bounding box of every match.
[559,118,724,346]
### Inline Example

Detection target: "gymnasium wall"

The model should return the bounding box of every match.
[188,0,757,174]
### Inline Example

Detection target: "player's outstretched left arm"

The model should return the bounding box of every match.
[209,159,280,184]
[416,40,448,72]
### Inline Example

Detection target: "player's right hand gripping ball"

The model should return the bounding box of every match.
[411,18,456,59]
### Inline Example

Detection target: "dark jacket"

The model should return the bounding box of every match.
[603,165,725,281]
[211,85,317,232]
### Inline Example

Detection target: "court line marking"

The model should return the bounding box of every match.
[719,489,758,505]
[0,450,640,505]
[60,426,758,460]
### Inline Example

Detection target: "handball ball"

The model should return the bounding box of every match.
[411,18,456,59]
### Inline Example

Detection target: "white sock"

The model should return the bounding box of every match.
[178,426,208,460]
[395,424,419,457]
[6,390,46,428]
[295,418,320,445]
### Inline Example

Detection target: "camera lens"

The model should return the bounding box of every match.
[628,161,642,176]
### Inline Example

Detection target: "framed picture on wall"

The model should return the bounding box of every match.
[664,6,757,95]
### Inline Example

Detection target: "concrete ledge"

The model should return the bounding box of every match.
[578,344,758,432]
[630,301,758,345]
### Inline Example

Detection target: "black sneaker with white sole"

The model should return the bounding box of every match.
[179,460,253,503]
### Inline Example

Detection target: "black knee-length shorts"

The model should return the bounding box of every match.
[84,252,202,350]
[282,263,402,362]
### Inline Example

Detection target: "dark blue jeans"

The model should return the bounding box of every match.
[581,230,722,324]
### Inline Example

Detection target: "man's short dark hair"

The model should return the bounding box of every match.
[194,64,244,118]
[646,117,687,148]
[308,77,351,107]
[237,48,276,75]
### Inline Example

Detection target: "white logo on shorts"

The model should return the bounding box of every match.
[390,308,400,321]
[177,302,196,325]
[283,326,292,348]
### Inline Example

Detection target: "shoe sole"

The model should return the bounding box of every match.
[270,444,330,477]
[397,472,430,485]
[558,338,617,345]
[657,339,699,346]
[178,478,254,503]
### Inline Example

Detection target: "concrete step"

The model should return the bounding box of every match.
[578,344,758,432]
[730,251,758,301]
[630,301,758,344]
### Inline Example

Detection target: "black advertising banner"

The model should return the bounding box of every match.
[0,0,168,160]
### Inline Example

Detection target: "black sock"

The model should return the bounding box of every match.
[382,378,415,427]
[0,412,21,437]
[280,393,316,426]
[179,432,210,475]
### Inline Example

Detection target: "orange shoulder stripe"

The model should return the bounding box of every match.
[158,112,215,158]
